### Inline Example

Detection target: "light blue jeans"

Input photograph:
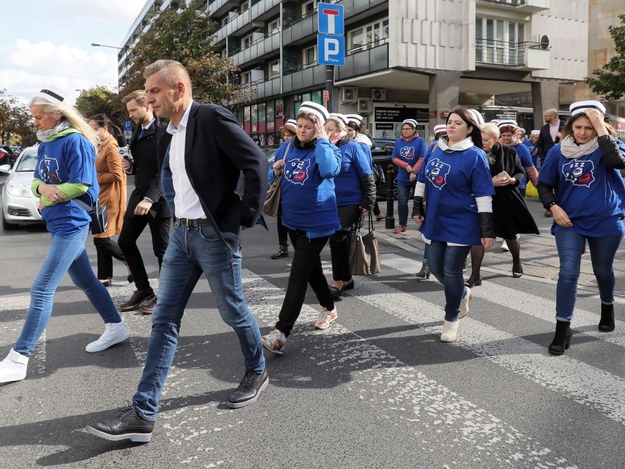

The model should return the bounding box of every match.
[132,223,265,421]
[15,227,121,356]
[427,241,472,322]
[555,229,622,322]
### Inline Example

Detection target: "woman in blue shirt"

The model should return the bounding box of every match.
[538,100,625,355]
[0,88,129,384]
[392,119,426,234]
[325,113,376,299]
[412,108,496,343]
[262,102,341,355]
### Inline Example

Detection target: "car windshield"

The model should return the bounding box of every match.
[15,150,38,172]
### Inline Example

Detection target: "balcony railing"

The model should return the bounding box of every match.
[475,38,549,68]
[336,42,389,81]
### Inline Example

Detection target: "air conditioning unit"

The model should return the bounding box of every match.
[358,98,373,114]
[341,87,358,103]
[371,88,386,101]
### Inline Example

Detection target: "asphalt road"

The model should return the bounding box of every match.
[1,174,625,468]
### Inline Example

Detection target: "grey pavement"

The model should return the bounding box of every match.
[372,195,625,297]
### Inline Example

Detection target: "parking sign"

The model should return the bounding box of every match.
[318,34,345,66]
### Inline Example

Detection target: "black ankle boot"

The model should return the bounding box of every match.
[598,303,615,332]
[548,320,572,356]
[270,245,289,260]
[415,264,430,280]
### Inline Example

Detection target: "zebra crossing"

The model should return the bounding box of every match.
[0,251,623,467]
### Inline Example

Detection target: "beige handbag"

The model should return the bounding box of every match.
[349,212,381,275]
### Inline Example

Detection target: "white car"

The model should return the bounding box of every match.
[0,145,43,230]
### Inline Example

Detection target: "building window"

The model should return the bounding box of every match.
[303,45,316,67]
[242,33,253,50]
[302,1,316,16]
[268,59,280,78]
[347,18,389,53]
[240,1,249,12]
[476,17,524,65]
[268,19,279,35]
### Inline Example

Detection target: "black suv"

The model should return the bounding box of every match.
[371,138,397,200]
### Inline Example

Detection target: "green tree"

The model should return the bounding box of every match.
[75,86,127,126]
[0,90,37,147]
[585,14,625,102]
[120,0,242,105]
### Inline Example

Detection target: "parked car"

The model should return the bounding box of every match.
[0,145,19,166]
[371,138,397,200]
[0,145,43,229]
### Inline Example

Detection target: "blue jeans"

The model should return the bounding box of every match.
[397,183,414,227]
[427,241,471,322]
[15,227,121,356]
[554,229,622,322]
[132,224,265,421]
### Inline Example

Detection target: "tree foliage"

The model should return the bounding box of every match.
[0,90,37,147]
[585,14,625,102]
[75,86,126,126]
[120,0,242,105]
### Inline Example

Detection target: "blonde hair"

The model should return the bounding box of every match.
[480,123,500,139]
[326,116,346,131]
[29,96,99,147]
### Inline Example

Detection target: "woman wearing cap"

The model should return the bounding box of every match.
[269,119,298,260]
[498,120,539,197]
[0,89,129,384]
[412,108,495,343]
[391,119,426,234]
[526,130,541,169]
[88,114,129,286]
[465,123,539,287]
[325,113,376,299]
[537,100,625,355]
[262,102,342,355]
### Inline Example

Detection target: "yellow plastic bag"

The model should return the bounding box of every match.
[525,180,539,199]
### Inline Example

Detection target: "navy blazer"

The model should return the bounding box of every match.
[157,102,268,252]
[537,120,564,160]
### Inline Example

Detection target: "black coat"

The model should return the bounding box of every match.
[127,117,171,219]
[489,143,539,238]
[157,102,267,252]
[537,120,564,161]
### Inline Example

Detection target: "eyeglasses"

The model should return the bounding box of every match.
[401,127,413,131]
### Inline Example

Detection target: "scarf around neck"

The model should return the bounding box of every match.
[37,120,78,142]
[560,135,599,159]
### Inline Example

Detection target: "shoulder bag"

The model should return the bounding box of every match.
[349,212,381,275]
[263,142,291,217]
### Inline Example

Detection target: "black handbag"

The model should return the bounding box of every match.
[263,142,291,217]
[75,198,109,235]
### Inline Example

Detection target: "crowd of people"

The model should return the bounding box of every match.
[0,60,623,444]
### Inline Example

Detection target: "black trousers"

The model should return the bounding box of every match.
[118,213,171,291]
[93,237,126,279]
[330,205,361,282]
[276,230,334,336]
[277,210,288,247]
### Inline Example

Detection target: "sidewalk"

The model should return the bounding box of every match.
[373,196,625,298]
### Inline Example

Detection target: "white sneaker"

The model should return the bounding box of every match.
[459,287,473,319]
[0,348,29,383]
[86,322,129,353]
[440,321,459,343]
[262,329,287,355]
[314,307,338,330]
[501,240,509,252]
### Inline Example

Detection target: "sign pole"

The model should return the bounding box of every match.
[325,66,334,112]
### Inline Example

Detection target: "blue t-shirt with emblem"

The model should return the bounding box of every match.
[418,144,495,245]
[334,139,373,207]
[392,136,426,187]
[280,138,341,237]
[34,132,99,237]
[538,143,625,237]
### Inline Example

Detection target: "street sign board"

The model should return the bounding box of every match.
[317,3,344,35]
[318,34,345,66]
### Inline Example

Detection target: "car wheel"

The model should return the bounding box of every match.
[2,212,18,230]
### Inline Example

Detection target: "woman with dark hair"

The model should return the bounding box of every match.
[392,119,426,233]
[412,108,495,343]
[262,102,341,355]
[538,100,625,355]
[88,114,129,285]
[270,119,297,260]
[465,123,539,287]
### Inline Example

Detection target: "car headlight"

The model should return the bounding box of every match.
[6,181,31,197]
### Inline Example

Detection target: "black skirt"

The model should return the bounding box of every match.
[492,186,540,239]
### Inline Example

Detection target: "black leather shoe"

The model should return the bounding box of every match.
[226,369,269,409]
[465,276,482,287]
[120,289,155,312]
[86,406,154,443]
[270,247,289,260]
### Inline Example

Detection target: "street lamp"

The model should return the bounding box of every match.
[90,43,123,50]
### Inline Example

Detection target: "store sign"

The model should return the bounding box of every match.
[374,107,429,123]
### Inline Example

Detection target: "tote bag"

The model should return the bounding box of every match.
[349,212,381,275]
[263,142,291,217]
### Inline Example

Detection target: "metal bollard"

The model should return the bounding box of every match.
[385,164,395,229]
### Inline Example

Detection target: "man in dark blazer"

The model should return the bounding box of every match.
[118,90,172,314]
[87,60,268,443]
[536,108,564,216]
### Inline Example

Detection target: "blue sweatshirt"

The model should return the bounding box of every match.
[334,138,373,207]
[280,137,341,237]
[34,132,99,237]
